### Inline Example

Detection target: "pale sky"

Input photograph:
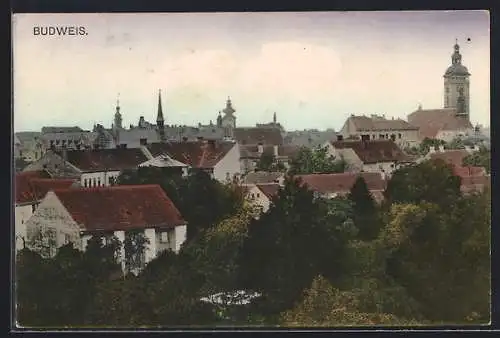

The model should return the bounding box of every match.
[12,11,490,132]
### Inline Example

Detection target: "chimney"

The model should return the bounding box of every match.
[438,145,445,152]
[429,146,436,154]
[257,144,264,154]
[273,145,279,157]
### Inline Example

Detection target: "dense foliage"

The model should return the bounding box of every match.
[16,160,490,328]
[463,146,491,173]
[288,146,348,175]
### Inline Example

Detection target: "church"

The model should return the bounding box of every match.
[408,40,475,142]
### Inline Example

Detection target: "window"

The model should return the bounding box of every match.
[160,232,169,243]
[109,176,114,185]
[93,178,97,187]
[140,138,147,145]
[398,133,402,139]
[84,178,88,187]
[390,134,396,141]
[379,134,385,139]
[32,204,36,213]
[251,193,255,199]
[64,234,71,244]
[257,193,260,198]
[97,177,101,186]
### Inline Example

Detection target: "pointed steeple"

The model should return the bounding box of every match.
[157,89,164,123]
[273,112,277,124]
[156,89,166,143]
[452,38,462,65]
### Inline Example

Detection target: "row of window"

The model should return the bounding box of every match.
[361,133,402,141]
[83,176,116,188]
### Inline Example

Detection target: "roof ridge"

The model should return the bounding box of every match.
[52,184,163,193]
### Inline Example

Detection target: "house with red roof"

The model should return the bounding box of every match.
[244,183,281,214]
[323,139,413,176]
[15,170,76,250]
[144,140,241,183]
[24,184,187,273]
[295,172,387,203]
[23,148,150,188]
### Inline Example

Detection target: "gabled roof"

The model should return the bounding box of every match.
[460,175,490,194]
[15,171,75,205]
[233,127,284,145]
[348,115,418,131]
[146,141,235,169]
[52,184,186,232]
[256,183,280,199]
[240,144,301,159]
[296,172,386,194]
[407,108,473,139]
[242,171,284,184]
[55,148,149,172]
[428,149,470,167]
[139,154,188,168]
[330,140,410,164]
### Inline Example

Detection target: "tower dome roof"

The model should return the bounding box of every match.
[444,63,470,76]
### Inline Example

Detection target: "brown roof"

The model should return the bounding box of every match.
[52,184,186,232]
[296,172,386,194]
[240,144,301,159]
[407,108,473,139]
[242,171,284,184]
[349,115,418,131]
[147,141,235,168]
[233,127,284,145]
[256,183,281,199]
[429,149,470,167]
[56,148,149,172]
[15,171,73,205]
[453,165,486,177]
[330,140,410,164]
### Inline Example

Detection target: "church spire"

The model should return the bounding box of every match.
[273,112,277,124]
[156,89,165,142]
[157,89,164,123]
[452,38,462,65]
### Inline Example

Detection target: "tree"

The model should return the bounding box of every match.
[239,177,350,316]
[384,160,461,209]
[348,176,381,240]
[418,138,446,155]
[381,191,491,323]
[463,147,491,173]
[123,230,149,275]
[281,275,422,327]
[255,150,286,172]
[288,146,347,175]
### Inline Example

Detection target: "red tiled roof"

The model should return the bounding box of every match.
[147,141,235,169]
[256,183,281,199]
[242,172,284,184]
[52,184,186,232]
[460,175,490,194]
[56,148,148,172]
[349,115,418,131]
[233,127,284,145]
[452,165,486,177]
[429,149,470,167]
[330,140,410,164]
[15,170,54,204]
[407,108,473,139]
[296,172,386,194]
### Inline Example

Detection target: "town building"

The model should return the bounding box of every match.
[15,170,76,250]
[23,148,149,187]
[24,184,187,274]
[241,171,285,185]
[323,139,412,176]
[284,129,337,148]
[338,114,420,149]
[14,132,44,162]
[243,183,281,214]
[239,144,300,173]
[408,41,474,142]
[144,140,241,183]
[295,172,386,203]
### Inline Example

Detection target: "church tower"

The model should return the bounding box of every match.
[113,94,123,130]
[156,89,166,142]
[443,39,471,119]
